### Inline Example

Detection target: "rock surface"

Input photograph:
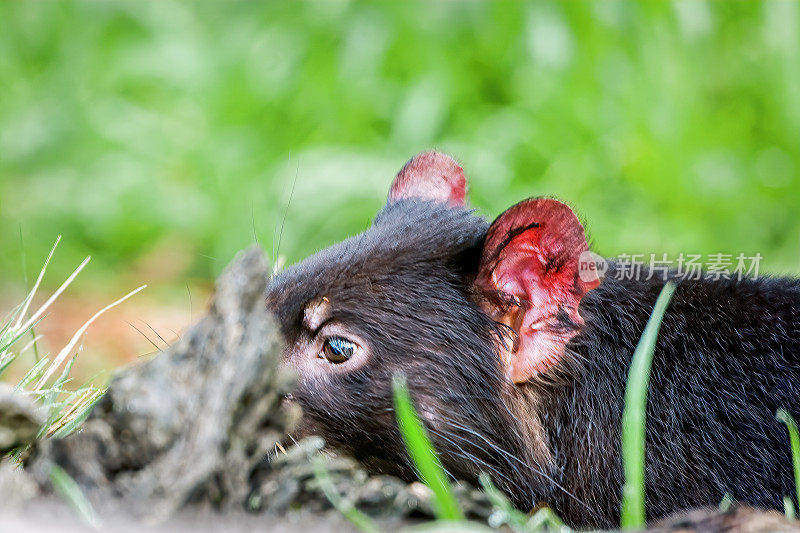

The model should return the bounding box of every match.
[30,247,293,519]
[0,383,44,453]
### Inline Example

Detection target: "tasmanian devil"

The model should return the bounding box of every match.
[265,151,800,528]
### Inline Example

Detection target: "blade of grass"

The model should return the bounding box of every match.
[14,235,61,331]
[3,238,132,460]
[480,473,523,530]
[312,456,380,533]
[480,473,570,533]
[0,306,20,341]
[29,325,42,362]
[718,493,734,512]
[620,281,677,530]
[16,356,51,390]
[784,496,796,520]
[51,388,105,438]
[18,254,89,336]
[0,353,16,377]
[0,316,44,355]
[480,473,533,532]
[52,357,77,391]
[43,386,89,424]
[20,332,44,359]
[50,464,100,528]
[776,408,800,512]
[392,373,464,522]
[34,284,146,390]
[526,508,568,532]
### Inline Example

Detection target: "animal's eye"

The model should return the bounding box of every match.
[322,337,357,364]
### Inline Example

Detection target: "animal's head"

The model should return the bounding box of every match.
[266,151,600,492]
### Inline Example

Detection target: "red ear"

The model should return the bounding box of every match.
[476,198,601,383]
[388,151,467,207]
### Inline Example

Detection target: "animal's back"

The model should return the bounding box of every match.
[551,267,800,527]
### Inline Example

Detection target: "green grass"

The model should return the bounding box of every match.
[1,237,143,458]
[392,373,464,522]
[479,473,570,533]
[313,456,380,533]
[776,408,800,515]
[50,464,100,528]
[784,496,796,520]
[620,282,677,529]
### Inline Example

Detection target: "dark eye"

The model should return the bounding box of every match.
[322,337,357,364]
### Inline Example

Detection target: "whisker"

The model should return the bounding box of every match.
[428,426,516,487]
[251,202,260,247]
[165,327,182,341]
[128,321,161,352]
[437,426,524,484]
[141,320,171,349]
[442,419,591,511]
[275,158,299,268]
[444,418,533,471]
[186,282,193,322]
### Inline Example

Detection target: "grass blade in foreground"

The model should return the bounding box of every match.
[393,373,464,521]
[776,408,800,513]
[2,240,142,459]
[784,496,796,520]
[50,464,101,528]
[480,472,531,532]
[479,472,570,533]
[313,456,380,533]
[620,281,677,529]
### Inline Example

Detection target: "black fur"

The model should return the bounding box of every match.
[266,199,800,528]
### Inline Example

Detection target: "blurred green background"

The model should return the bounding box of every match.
[2,0,799,298]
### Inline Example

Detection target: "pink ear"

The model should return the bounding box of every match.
[388,151,467,207]
[476,198,600,383]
